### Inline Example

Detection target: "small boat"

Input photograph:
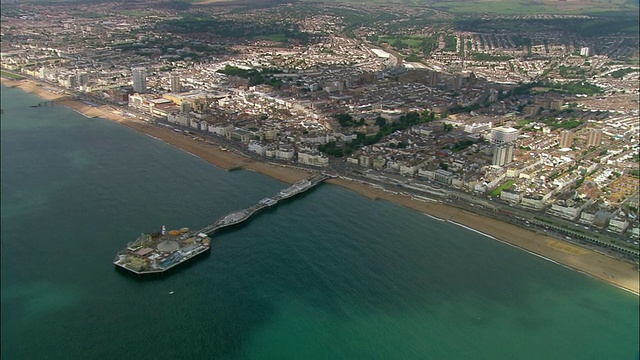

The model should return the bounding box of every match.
[169,291,174,295]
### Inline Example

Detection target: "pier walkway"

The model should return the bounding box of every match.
[30,100,56,107]
[196,171,334,235]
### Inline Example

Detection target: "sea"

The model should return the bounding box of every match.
[1,84,638,359]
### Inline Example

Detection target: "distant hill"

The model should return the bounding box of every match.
[428,0,639,15]
[8,0,639,15]
[290,0,639,16]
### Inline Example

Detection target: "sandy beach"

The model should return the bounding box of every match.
[3,77,638,295]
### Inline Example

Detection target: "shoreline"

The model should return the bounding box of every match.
[3,77,638,295]
[448,219,638,295]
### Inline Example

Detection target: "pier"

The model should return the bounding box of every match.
[30,100,56,107]
[114,171,335,274]
[197,171,333,234]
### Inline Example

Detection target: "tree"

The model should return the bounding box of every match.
[335,113,354,127]
[421,110,435,122]
[392,39,406,50]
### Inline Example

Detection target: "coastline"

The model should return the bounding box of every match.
[3,77,638,295]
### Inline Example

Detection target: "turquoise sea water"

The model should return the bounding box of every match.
[1,84,638,359]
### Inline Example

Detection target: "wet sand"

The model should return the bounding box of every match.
[3,77,638,295]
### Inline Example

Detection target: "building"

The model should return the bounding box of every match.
[274,144,295,161]
[491,127,519,144]
[464,122,492,134]
[559,130,574,148]
[180,101,191,114]
[248,140,267,156]
[500,189,522,204]
[77,72,89,87]
[170,74,181,93]
[580,47,590,57]
[547,202,583,221]
[428,71,440,87]
[359,155,372,167]
[491,127,518,166]
[550,99,564,111]
[492,144,515,167]
[372,157,386,169]
[399,163,418,176]
[128,92,148,109]
[298,151,329,167]
[587,129,602,147]
[434,169,453,185]
[228,128,254,144]
[66,74,76,89]
[524,104,539,117]
[132,67,147,93]
[608,217,629,233]
[520,195,545,210]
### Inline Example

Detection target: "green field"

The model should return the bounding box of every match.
[379,36,425,48]
[119,10,152,17]
[609,68,639,78]
[489,179,515,197]
[254,33,288,42]
[405,54,423,62]
[431,0,556,15]
[377,34,442,55]
[296,0,638,15]
[427,0,637,15]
